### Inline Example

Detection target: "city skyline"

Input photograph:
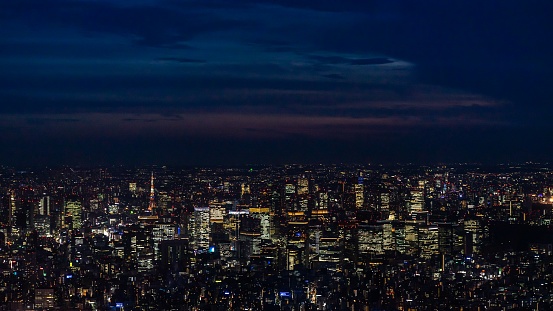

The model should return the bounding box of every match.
[2,163,553,309]
[1,1,552,165]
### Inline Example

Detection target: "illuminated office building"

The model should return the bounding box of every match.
[157,191,172,215]
[123,224,155,273]
[284,181,295,211]
[250,206,271,240]
[191,207,211,250]
[152,222,176,259]
[297,177,309,195]
[394,223,407,253]
[39,196,50,216]
[355,173,364,209]
[404,222,419,256]
[358,224,383,256]
[418,225,439,259]
[129,182,137,193]
[380,192,390,212]
[209,203,226,224]
[65,198,82,230]
[241,183,250,198]
[8,191,20,241]
[317,236,340,267]
[382,222,395,252]
[409,189,425,214]
[34,289,55,309]
[34,215,51,237]
[464,219,484,255]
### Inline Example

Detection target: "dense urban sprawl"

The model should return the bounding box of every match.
[2,163,553,310]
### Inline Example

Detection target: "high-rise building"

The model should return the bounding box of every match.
[241,183,250,198]
[283,181,296,219]
[8,191,19,241]
[358,224,383,255]
[438,222,458,255]
[209,203,226,224]
[152,222,176,260]
[464,219,484,255]
[250,207,271,240]
[39,196,50,216]
[34,289,55,309]
[409,188,425,214]
[297,177,309,195]
[64,197,82,229]
[34,215,51,237]
[160,239,189,275]
[122,224,154,273]
[418,225,439,259]
[382,222,395,252]
[355,173,364,209]
[65,198,82,230]
[129,182,137,193]
[404,222,419,256]
[190,207,210,250]
[317,237,340,266]
[380,192,390,212]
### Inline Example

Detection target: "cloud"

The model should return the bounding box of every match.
[1,0,551,165]
[321,73,345,80]
[0,0,257,49]
[349,58,393,65]
[0,108,504,144]
[307,55,394,66]
[294,1,553,118]
[224,0,385,13]
[156,57,206,63]
[25,117,80,125]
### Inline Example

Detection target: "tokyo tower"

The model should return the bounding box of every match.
[148,172,156,211]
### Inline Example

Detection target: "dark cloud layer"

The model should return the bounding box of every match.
[156,57,206,63]
[307,55,394,66]
[0,0,551,165]
[321,74,345,80]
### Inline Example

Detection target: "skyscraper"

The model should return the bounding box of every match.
[191,207,210,250]
[65,198,82,230]
[408,181,425,214]
[355,172,364,210]
[8,191,19,241]
[297,177,309,195]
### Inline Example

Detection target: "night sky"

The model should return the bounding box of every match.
[1,0,553,166]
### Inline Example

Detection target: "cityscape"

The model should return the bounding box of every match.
[2,163,553,310]
[2,1,553,310]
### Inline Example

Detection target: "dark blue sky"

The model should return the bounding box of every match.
[1,0,552,166]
